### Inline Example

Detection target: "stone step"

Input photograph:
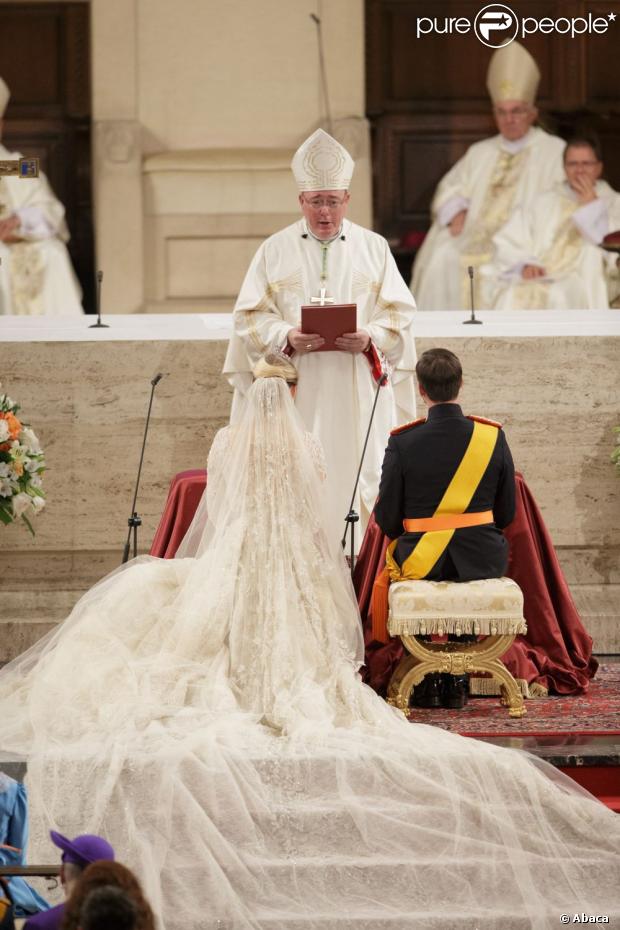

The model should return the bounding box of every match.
[0,588,84,617]
[0,589,84,662]
[0,580,618,665]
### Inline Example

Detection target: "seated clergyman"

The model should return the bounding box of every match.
[373,348,516,708]
[486,136,620,310]
[0,77,83,317]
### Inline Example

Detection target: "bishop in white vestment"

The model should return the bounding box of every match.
[411,42,565,311]
[0,78,82,317]
[224,129,417,549]
[488,138,620,310]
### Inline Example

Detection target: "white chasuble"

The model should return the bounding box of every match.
[224,218,417,549]
[0,143,82,316]
[487,180,620,310]
[411,128,565,311]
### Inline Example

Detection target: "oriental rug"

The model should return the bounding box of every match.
[407,663,620,737]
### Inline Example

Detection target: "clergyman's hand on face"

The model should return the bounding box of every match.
[334,330,371,354]
[572,175,598,205]
[287,328,325,354]
[448,210,467,237]
[521,264,546,280]
[0,215,20,242]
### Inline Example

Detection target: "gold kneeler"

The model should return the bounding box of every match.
[385,577,527,719]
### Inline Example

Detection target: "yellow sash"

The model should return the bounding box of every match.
[371,421,499,642]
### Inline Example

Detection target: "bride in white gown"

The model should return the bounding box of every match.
[0,353,618,930]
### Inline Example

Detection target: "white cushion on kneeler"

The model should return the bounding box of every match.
[387,577,527,637]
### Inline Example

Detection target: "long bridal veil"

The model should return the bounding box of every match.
[0,375,618,929]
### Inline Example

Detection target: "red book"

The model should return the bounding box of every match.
[301,303,357,352]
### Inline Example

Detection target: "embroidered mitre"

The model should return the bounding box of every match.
[291,128,354,192]
[487,41,540,105]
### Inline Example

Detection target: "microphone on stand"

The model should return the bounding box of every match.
[89,270,109,328]
[463,265,482,325]
[121,372,167,564]
[310,12,333,135]
[341,367,389,577]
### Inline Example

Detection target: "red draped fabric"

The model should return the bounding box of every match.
[355,473,598,696]
[151,470,597,696]
[149,469,206,560]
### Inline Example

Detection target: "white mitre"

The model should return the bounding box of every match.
[487,41,540,105]
[0,77,9,118]
[291,128,354,192]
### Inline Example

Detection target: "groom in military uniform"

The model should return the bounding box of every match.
[374,348,516,708]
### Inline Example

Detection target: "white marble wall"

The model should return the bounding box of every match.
[0,326,618,657]
[91,0,370,314]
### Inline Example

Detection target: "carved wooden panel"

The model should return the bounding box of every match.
[0,2,93,310]
[367,0,620,237]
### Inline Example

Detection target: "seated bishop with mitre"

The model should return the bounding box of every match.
[372,347,516,708]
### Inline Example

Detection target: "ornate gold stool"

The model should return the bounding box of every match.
[386,577,527,718]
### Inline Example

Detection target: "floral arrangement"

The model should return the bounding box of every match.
[0,383,45,533]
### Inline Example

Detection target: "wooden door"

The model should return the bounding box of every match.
[0,1,94,311]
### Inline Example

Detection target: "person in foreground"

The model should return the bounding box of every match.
[487,136,620,310]
[0,352,618,929]
[62,861,153,930]
[374,348,516,709]
[22,832,114,930]
[77,886,137,930]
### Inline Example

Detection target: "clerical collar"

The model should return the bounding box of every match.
[301,220,346,243]
[499,128,534,155]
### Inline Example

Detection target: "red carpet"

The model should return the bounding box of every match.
[407,663,620,737]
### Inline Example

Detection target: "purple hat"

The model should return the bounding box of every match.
[50,831,115,868]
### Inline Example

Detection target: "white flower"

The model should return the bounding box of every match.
[31,496,45,513]
[9,443,27,465]
[0,478,13,498]
[12,492,33,518]
[0,463,10,479]
[0,420,9,443]
[29,474,43,488]
[20,427,41,454]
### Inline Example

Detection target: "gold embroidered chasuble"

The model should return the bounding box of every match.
[410,128,566,311]
[0,144,81,316]
[490,180,620,310]
[223,218,417,549]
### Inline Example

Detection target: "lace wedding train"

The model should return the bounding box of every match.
[0,377,618,929]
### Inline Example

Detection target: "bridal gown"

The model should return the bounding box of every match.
[0,377,618,930]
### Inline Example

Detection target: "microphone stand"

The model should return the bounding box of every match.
[341,372,388,577]
[463,264,482,325]
[310,13,333,135]
[89,270,109,328]
[121,373,165,564]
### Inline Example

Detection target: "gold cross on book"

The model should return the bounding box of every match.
[309,287,335,307]
[0,157,40,178]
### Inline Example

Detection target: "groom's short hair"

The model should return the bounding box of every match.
[416,348,462,402]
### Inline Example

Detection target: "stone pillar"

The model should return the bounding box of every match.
[91,0,144,313]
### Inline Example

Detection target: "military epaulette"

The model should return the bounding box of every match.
[390,417,426,436]
[467,414,502,429]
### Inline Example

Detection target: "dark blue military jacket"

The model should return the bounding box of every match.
[374,403,515,580]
